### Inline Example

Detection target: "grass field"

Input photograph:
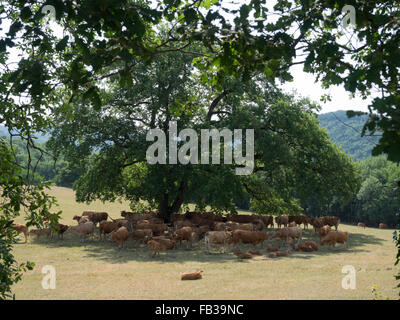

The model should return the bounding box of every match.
[11,187,399,300]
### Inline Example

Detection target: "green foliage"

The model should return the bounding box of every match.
[303,156,399,228]
[0,138,57,299]
[356,157,400,226]
[0,136,73,186]
[47,47,359,222]
[1,0,399,163]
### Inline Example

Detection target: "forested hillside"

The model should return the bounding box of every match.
[0,126,49,144]
[318,111,379,160]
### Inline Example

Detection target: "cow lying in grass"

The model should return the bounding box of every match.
[181,270,203,280]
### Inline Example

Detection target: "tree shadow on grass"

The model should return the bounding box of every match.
[273,228,386,260]
[28,234,239,264]
[26,227,386,264]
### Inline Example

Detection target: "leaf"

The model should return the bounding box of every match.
[20,7,32,21]
[55,36,69,52]
[183,8,197,24]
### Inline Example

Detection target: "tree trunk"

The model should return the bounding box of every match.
[157,181,187,224]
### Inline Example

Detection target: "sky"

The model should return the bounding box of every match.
[280,64,372,114]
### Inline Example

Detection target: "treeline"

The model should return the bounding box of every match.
[302,156,400,227]
[3,136,399,227]
[0,136,79,188]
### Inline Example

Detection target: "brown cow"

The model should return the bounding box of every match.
[136,223,168,236]
[296,241,319,252]
[357,222,366,229]
[275,215,289,228]
[320,230,349,248]
[322,216,340,230]
[11,223,29,243]
[173,227,195,248]
[232,230,269,248]
[51,223,69,239]
[110,226,131,249]
[181,270,204,280]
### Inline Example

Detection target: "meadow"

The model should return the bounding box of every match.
[11,187,399,300]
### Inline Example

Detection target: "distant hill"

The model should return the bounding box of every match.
[0,125,50,144]
[2,111,378,161]
[318,110,379,160]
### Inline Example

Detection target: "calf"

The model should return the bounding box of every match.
[252,219,265,231]
[276,250,291,257]
[249,250,263,255]
[192,225,210,240]
[174,219,194,230]
[226,221,254,231]
[73,215,90,225]
[145,236,176,250]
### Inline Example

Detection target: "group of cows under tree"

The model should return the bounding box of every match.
[11,211,390,259]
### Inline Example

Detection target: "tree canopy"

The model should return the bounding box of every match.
[2,0,399,162]
[47,47,360,221]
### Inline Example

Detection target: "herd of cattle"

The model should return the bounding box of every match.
[11,211,390,259]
